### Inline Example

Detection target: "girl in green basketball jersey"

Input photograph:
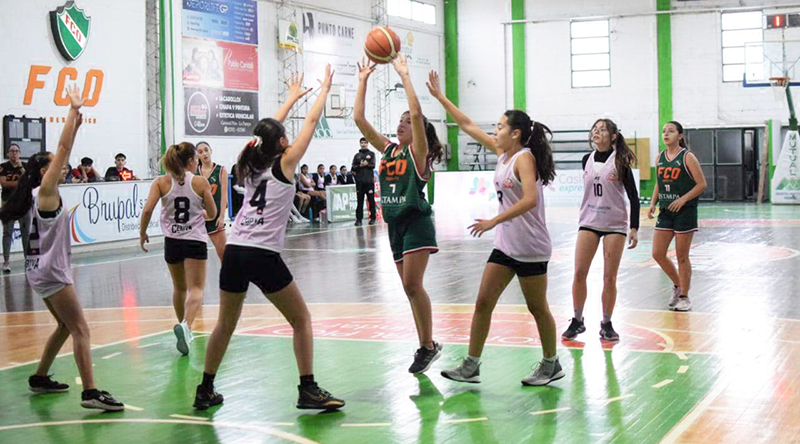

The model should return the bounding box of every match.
[197,141,228,260]
[648,121,707,312]
[354,55,445,374]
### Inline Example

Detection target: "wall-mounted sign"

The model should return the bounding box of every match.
[49,1,91,61]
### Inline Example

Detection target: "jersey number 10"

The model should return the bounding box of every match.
[593,183,603,197]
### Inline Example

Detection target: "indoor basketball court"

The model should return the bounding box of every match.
[2,1,800,444]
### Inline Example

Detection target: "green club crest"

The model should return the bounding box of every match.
[50,1,91,61]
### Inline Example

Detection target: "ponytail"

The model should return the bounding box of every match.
[237,118,287,185]
[504,110,556,186]
[0,152,51,223]
[423,116,443,167]
[162,142,196,180]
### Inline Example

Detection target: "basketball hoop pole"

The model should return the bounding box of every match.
[786,86,798,131]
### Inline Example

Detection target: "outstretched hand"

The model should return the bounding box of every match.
[317,64,335,90]
[357,57,376,82]
[67,84,86,109]
[426,70,443,99]
[391,54,409,77]
[285,72,312,101]
[468,219,497,237]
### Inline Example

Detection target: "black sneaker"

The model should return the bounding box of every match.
[599,321,620,342]
[408,341,443,374]
[80,389,124,411]
[561,318,586,340]
[368,219,376,225]
[193,385,224,410]
[297,383,345,410]
[29,374,70,393]
[355,220,362,226]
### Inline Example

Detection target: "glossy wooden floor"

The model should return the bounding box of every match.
[1,203,799,443]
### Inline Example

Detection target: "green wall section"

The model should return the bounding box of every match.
[444,0,459,172]
[159,0,167,159]
[641,0,674,200]
[511,0,526,111]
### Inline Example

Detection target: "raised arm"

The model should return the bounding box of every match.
[39,85,85,211]
[274,73,313,124]
[280,65,335,177]
[354,57,391,153]
[427,71,498,154]
[393,55,428,172]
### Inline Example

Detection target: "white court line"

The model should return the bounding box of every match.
[603,394,634,405]
[0,419,319,444]
[341,423,392,428]
[101,352,122,360]
[675,352,689,360]
[0,330,171,371]
[443,417,488,424]
[660,369,737,444]
[137,343,159,349]
[652,379,674,389]
[678,365,689,374]
[75,377,82,386]
[169,414,208,422]
[124,404,144,412]
[530,407,571,416]
[270,422,295,427]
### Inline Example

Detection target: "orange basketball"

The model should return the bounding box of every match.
[364,27,401,64]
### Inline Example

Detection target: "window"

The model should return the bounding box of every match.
[571,20,610,88]
[721,11,763,83]
[388,0,436,25]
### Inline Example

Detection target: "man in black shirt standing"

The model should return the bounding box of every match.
[104,153,139,181]
[351,137,376,226]
[0,144,30,272]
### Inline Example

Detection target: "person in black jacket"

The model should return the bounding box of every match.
[324,165,340,187]
[311,164,327,191]
[351,137,376,226]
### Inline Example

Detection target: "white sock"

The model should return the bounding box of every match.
[543,355,557,363]
[466,355,480,365]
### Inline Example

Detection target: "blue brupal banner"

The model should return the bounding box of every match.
[182,0,257,45]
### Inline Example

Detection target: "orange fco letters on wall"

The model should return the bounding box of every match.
[24,65,104,106]
[379,159,408,177]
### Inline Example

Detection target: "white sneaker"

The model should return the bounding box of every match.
[174,322,190,356]
[2,262,10,273]
[673,296,692,312]
[441,358,481,383]
[521,358,565,386]
[668,286,681,308]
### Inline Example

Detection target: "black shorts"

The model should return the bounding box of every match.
[164,237,208,264]
[487,249,548,277]
[219,245,294,294]
[578,226,626,238]
[205,218,223,235]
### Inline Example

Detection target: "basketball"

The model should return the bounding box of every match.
[364,27,401,64]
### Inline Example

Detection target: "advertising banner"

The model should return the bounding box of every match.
[6,181,163,253]
[182,37,259,90]
[184,87,258,136]
[182,0,257,45]
[771,130,800,204]
[278,19,301,52]
[326,184,358,222]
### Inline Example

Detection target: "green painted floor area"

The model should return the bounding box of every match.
[0,333,719,443]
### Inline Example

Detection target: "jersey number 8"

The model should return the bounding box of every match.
[174,197,190,223]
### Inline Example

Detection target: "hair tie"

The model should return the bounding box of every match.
[249,135,262,148]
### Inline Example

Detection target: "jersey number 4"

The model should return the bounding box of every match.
[250,180,268,214]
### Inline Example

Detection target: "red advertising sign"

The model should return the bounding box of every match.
[182,37,258,91]
[219,41,258,90]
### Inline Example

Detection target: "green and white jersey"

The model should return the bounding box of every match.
[378,143,432,224]
[656,148,698,208]
[198,163,222,216]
